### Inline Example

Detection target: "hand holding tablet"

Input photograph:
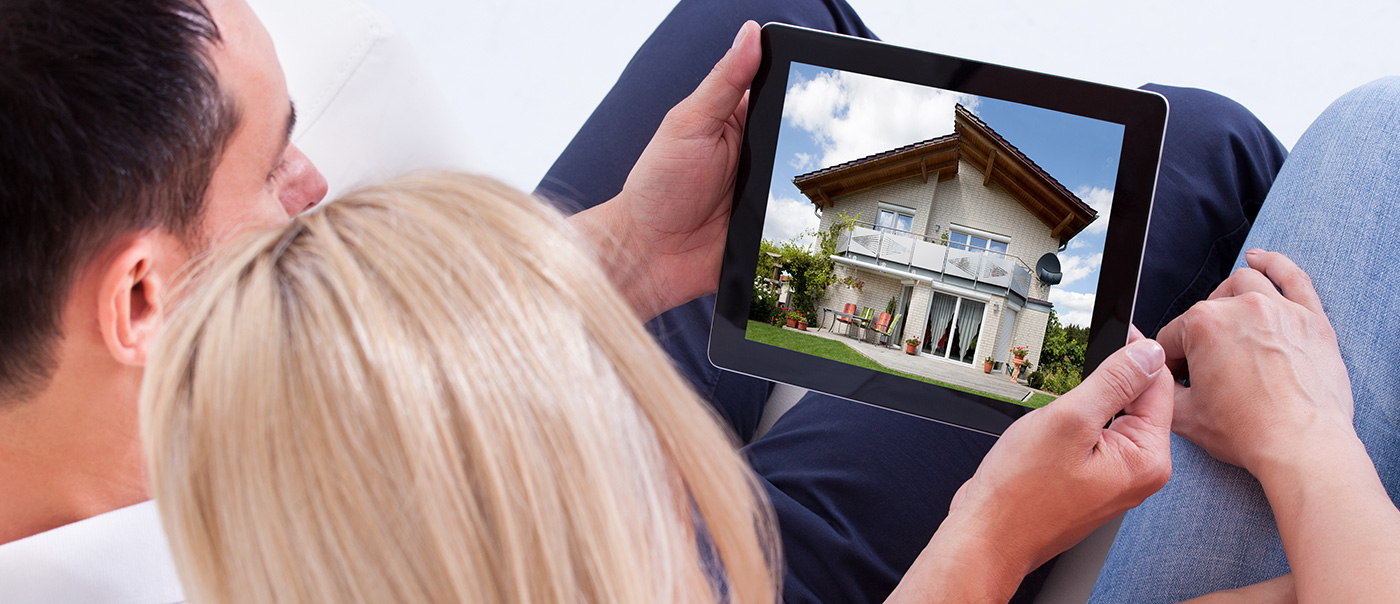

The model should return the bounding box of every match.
[710,24,1168,435]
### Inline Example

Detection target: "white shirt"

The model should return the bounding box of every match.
[0,501,185,604]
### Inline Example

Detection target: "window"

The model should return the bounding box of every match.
[876,208,914,235]
[948,228,1009,256]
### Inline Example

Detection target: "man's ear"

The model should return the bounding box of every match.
[95,235,174,367]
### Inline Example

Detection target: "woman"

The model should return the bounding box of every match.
[141,173,780,603]
[141,171,1180,603]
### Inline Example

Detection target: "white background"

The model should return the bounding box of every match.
[363,0,1399,192]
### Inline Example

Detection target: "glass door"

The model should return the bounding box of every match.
[921,292,986,365]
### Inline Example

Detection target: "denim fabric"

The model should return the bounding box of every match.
[1092,77,1400,602]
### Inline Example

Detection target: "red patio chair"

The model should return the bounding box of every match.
[869,312,896,345]
[834,303,859,331]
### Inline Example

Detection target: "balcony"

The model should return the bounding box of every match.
[834,223,1036,303]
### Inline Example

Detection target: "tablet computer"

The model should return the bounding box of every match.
[710,24,1168,435]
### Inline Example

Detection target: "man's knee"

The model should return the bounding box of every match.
[1141,83,1283,159]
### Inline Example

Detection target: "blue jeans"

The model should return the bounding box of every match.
[1091,76,1400,602]
[537,1,1293,601]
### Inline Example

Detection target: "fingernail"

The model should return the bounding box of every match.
[1245,248,1262,256]
[1126,340,1164,376]
[732,22,750,50]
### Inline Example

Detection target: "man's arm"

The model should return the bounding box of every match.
[569,21,761,321]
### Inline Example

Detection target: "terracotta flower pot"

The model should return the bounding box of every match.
[905,342,917,355]
[785,317,797,328]
[984,361,993,373]
[797,321,808,331]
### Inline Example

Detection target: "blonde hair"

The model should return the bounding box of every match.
[141,172,780,604]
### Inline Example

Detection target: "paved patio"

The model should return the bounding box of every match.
[801,321,1034,402]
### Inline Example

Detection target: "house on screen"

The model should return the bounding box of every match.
[797,104,1096,370]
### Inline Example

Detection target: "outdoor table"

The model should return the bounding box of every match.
[820,307,836,331]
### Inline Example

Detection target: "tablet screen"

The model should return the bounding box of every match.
[751,63,1122,408]
[710,24,1166,435]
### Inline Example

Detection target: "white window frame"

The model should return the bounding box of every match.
[947,224,1010,256]
[875,203,916,236]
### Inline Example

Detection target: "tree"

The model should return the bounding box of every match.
[750,214,855,324]
[1036,310,1087,394]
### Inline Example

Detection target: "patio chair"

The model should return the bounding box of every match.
[834,303,859,332]
[854,307,876,338]
[870,312,901,346]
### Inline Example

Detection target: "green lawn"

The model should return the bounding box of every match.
[746,321,1054,408]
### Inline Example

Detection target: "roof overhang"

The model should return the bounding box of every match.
[793,135,960,209]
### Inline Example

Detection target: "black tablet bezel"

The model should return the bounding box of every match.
[711,23,1167,435]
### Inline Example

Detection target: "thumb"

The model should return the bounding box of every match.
[677,21,762,128]
[1064,339,1167,424]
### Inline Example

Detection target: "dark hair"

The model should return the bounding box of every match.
[0,0,239,401]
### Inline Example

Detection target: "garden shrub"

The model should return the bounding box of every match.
[1026,370,1045,389]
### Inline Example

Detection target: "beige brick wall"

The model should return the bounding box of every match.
[818,264,904,330]
[815,176,936,237]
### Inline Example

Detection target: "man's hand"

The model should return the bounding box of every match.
[1159,251,1400,603]
[888,332,1174,603]
[1160,249,1355,475]
[572,21,762,321]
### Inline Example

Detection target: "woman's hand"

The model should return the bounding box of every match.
[1159,249,1355,475]
[572,21,761,320]
[889,332,1175,603]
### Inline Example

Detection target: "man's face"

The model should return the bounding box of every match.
[201,0,327,245]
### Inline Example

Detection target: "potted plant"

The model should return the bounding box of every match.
[797,312,809,331]
[785,311,799,328]
[904,337,920,355]
[983,356,994,374]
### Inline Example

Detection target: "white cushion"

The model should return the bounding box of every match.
[248,0,476,200]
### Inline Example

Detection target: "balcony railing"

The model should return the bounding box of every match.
[834,222,1036,301]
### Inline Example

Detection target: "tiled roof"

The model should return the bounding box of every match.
[792,133,959,183]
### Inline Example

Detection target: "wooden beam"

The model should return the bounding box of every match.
[1051,213,1075,239]
[920,155,929,183]
[817,189,832,208]
[983,149,998,186]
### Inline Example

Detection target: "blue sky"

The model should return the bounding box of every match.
[763,63,1124,327]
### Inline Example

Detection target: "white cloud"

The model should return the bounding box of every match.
[762,193,820,247]
[1050,289,1096,329]
[1057,252,1102,288]
[1067,239,1090,251]
[789,152,816,172]
[784,70,976,169]
[1076,186,1114,235]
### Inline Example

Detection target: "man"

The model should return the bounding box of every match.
[0,0,325,598]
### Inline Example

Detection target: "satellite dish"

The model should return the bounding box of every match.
[1036,253,1063,285]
